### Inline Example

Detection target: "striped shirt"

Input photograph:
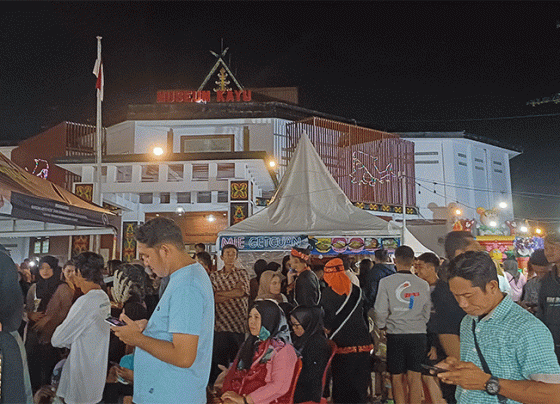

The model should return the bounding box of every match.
[210,266,250,333]
[457,295,560,404]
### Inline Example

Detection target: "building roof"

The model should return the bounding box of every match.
[397,131,523,153]
[123,100,379,130]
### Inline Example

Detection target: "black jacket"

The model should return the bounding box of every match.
[537,265,560,346]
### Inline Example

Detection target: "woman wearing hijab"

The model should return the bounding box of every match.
[25,255,74,392]
[219,299,299,404]
[249,259,268,306]
[290,306,332,404]
[320,257,373,404]
[256,270,288,304]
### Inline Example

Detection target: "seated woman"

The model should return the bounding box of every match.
[256,270,288,304]
[218,299,299,404]
[290,306,332,404]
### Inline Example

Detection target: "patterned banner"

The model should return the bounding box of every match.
[230,180,249,201]
[74,183,94,203]
[71,235,90,257]
[122,222,137,262]
[230,202,249,225]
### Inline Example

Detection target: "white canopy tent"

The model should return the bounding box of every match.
[217,133,401,256]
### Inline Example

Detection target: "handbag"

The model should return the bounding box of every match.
[472,320,507,404]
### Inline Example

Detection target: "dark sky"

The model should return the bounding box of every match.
[2,1,560,224]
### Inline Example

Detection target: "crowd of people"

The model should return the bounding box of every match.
[2,219,560,404]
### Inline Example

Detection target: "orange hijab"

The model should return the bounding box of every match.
[324,258,352,296]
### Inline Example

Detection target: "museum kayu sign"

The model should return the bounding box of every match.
[157,90,252,104]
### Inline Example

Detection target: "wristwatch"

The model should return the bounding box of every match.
[485,375,500,395]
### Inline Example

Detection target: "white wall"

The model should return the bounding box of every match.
[405,136,516,222]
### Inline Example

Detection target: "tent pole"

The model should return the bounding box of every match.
[401,171,406,245]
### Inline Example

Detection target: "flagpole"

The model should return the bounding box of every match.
[95,36,103,253]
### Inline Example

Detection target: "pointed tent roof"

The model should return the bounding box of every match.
[219,132,397,237]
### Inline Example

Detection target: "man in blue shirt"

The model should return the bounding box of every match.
[112,217,215,404]
[439,250,560,404]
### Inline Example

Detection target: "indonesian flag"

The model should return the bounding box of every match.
[93,57,104,101]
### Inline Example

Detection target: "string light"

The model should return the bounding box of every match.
[349,151,396,186]
[31,158,49,179]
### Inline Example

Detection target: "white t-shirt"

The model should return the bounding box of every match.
[52,289,111,404]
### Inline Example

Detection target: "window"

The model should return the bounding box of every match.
[416,160,439,164]
[33,238,49,254]
[415,151,439,156]
[139,193,153,204]
[217,191,229,203]
[181,135,234,153]
[116,166,132,183]
[192,164,209,181]
[217,163,235,180]
[494,169,503,173]
[493,161,502,166]
[141,165,159,182]
[475,166,485,171]
[160,192,170,204]
[197,191,212,203]
[177,192,191,203]
[474,158,484,163]
[458,162,468,167]
[167,164,184,182]
[457,153,467,158]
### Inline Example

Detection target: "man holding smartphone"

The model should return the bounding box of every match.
[440,250,560,404]
[111,217,215,404]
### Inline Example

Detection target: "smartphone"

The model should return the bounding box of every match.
[105,317,126,327]
[421,364,449,374]
[109,361,121,368]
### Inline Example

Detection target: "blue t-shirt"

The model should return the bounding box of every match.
[133,262,215,404]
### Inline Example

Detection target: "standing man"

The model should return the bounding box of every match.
[0,248,33,403]
[288,247,321,306]
[375,245,431,404]
[112,217,214,404]
[209,244,250,385]
[441,250,560,404]
[539,232,560,363]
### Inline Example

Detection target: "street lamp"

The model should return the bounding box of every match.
[153,146,164,156]
[498,201,508,209]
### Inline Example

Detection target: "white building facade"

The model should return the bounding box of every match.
[400,132,521,227]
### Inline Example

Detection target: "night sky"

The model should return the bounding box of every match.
[2,1,560,224]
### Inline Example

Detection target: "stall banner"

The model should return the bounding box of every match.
[122,222,137,262]
[218,235,400,253]
[219,234,308,251]
[309,236,400,255]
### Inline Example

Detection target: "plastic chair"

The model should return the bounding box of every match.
[286,357,303,403]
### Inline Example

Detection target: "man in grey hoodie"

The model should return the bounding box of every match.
[375,245,431,404]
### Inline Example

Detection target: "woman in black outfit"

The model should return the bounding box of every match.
[290,305,332,404]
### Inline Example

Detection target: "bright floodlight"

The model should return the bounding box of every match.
[207,214,216,222]
[489,221,497,227]
[268,159,277,168]
[454,209,462,216]
[535,228,543,234]
[520,226,528,233]
[499,201,508,209]
[176,207,185,214]
[153,147,164,156]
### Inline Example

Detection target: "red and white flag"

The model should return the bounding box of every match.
[93,57,104,101]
